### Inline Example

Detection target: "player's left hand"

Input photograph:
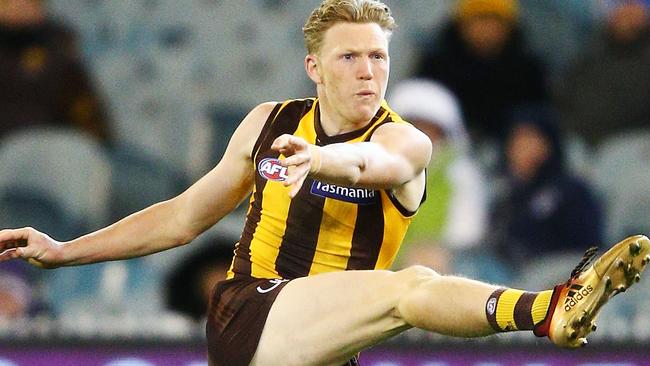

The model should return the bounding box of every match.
[271,134,320,198]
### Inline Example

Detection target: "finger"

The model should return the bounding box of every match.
[14,246,46,268]
[0,247,26,262]
[0,239,16,252]
[281,153,309,168]
[274,145,295,157]
[0,247,20,261]
[270,134,294,151]
[0,230,29,251]
[283,164,310,186]
[272,135,308,156]
[276,148,293,157]
[0,228,30,242]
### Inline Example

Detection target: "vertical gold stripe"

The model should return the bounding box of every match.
[309,199,358,275]
[531,290,553,325]
[249,179,291,278]
[496,289,525,331]
[375,191,410,269]
[295,105,317,143]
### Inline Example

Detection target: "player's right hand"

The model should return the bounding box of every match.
[271,134,319,198]
[0,227,65,269]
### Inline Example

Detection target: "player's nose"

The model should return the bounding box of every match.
[356,57,373,80]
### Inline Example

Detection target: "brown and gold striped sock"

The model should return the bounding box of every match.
[485,288,553,332]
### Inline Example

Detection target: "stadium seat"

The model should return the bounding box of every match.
[606,169,650,243]
[206,103,248,162]
[0,188,82,241]
[0,128,112,232]
[107,143,186,222]
[592,129,650,194]
[591,129,650,242]
[109,82,214,180]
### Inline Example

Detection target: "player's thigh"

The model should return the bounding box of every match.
[252,267,436,366]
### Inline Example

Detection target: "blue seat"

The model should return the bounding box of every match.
[0,128,112,232]
[207,103,248,162]
[0,188,82,241]
[108,144,186,221]
[592,129,650,242]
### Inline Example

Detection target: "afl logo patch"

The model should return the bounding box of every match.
[258,158,288,181]
[486,297,497,315]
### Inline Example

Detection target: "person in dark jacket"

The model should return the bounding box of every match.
[414,0,547,143]
[488,104,604,269]
[0,0,112,144]
[554,0,650,146]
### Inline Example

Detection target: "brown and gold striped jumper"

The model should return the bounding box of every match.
[227,98,421,280]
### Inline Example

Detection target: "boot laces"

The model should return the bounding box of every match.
[567,246,599,283]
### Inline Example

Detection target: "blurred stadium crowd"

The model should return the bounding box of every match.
[1,0,649,347]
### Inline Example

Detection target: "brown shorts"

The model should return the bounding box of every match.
[206,277,290,366]
[206,276,361,366]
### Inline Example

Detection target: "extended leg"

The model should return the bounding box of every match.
[251,266,501,366]
[249,235,650,365]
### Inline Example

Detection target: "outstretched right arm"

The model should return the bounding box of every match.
[0,102,277,268]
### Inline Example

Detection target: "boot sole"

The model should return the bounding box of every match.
[550,235,650,347]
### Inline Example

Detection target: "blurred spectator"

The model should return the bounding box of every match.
[414,0,547,143]
[388,79,487,273]
[488,104,604,271]
[0,261,32,319]
[0,0,112,144]
[164,240,233,322]
[554,0,650,146]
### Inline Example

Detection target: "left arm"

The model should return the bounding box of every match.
[272,122,431,197]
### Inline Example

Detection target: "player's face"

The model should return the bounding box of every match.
[310,22,390,125]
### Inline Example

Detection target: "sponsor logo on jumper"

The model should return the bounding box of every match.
[256,279,289,294]
[486,297,497,315]
[564,284,594,311]
[258,158,288,181]
[310,180,376,204]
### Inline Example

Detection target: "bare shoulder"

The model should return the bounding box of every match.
[227,102,278,159]
[239,102,278,132]
[372,122,431,147]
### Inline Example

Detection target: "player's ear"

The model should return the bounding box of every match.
[305,54,322,84]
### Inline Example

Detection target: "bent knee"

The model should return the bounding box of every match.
[393,266,442,324]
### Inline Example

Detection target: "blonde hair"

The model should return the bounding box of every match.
[303,0,396,55]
